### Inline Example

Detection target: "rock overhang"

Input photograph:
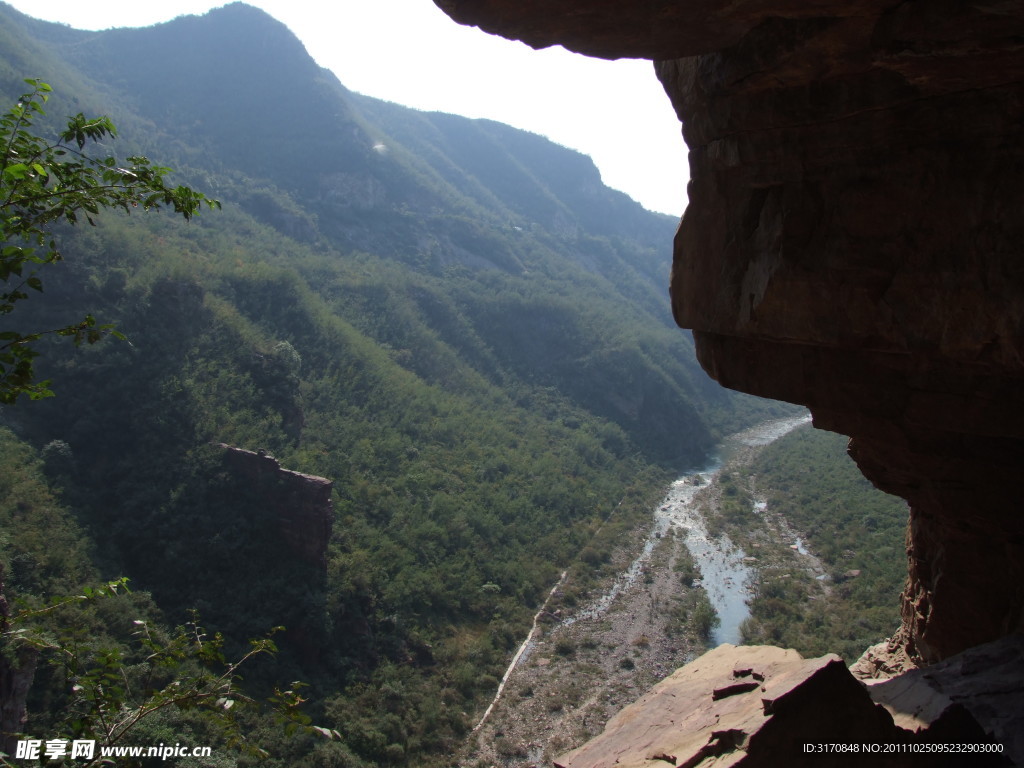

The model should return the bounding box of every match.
[431,0,1024,664]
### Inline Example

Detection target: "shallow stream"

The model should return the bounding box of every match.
[674,414,812,645]
[574,413,813,645]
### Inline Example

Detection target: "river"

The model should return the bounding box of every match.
[581,413,813,646]
[674,414,811,645]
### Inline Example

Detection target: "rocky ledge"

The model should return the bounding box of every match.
[433,0,1024,665]
[215,444,332,569]
[555,641,1019,767]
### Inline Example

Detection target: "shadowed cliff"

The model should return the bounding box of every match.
[435,0,1024,668]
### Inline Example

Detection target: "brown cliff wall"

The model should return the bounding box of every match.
[434,1,1024,664]
[216,444,332,570]
[215,445,332,664]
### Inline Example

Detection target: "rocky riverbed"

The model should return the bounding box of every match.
[459,415,815,767]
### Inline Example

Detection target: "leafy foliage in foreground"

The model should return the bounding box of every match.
[739,426,908,660]
[0,429,320,763]
[9,590,290,759]
[0,80,218,403]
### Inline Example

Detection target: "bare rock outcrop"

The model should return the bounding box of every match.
[555,644,1011,768]
[214,445,332,664]
[216,444,332,569]
[0,568,37,758]
[862,634,1024,766]
[432,0,1024,665]
[554,644,896,767]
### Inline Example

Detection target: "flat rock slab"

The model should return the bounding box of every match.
[555,644,896,768]
[866,634,1024,765]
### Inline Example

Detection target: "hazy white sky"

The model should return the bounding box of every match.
[6,0,689,216]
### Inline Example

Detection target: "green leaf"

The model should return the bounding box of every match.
[3,162,29,180]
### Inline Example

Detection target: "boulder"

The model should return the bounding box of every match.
[556,643,1014,767]
[554,644,898,768]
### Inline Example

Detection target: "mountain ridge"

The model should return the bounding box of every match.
[0,2,675,258]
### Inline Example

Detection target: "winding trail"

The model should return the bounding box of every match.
[471,570,569,732]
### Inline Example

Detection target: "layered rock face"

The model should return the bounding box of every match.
[215,445,332,663]
[554,642,1017,767]
[860,634,1024,763]
[216,444,333,569]
[434,0,1024,664]
[555,645,899,768]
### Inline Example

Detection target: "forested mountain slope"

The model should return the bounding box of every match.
[0,2,792,763]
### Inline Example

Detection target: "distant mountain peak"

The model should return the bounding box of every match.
[198,1,290,27]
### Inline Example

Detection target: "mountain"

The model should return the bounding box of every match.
[0,2,794,763]
[1,1,781,463]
